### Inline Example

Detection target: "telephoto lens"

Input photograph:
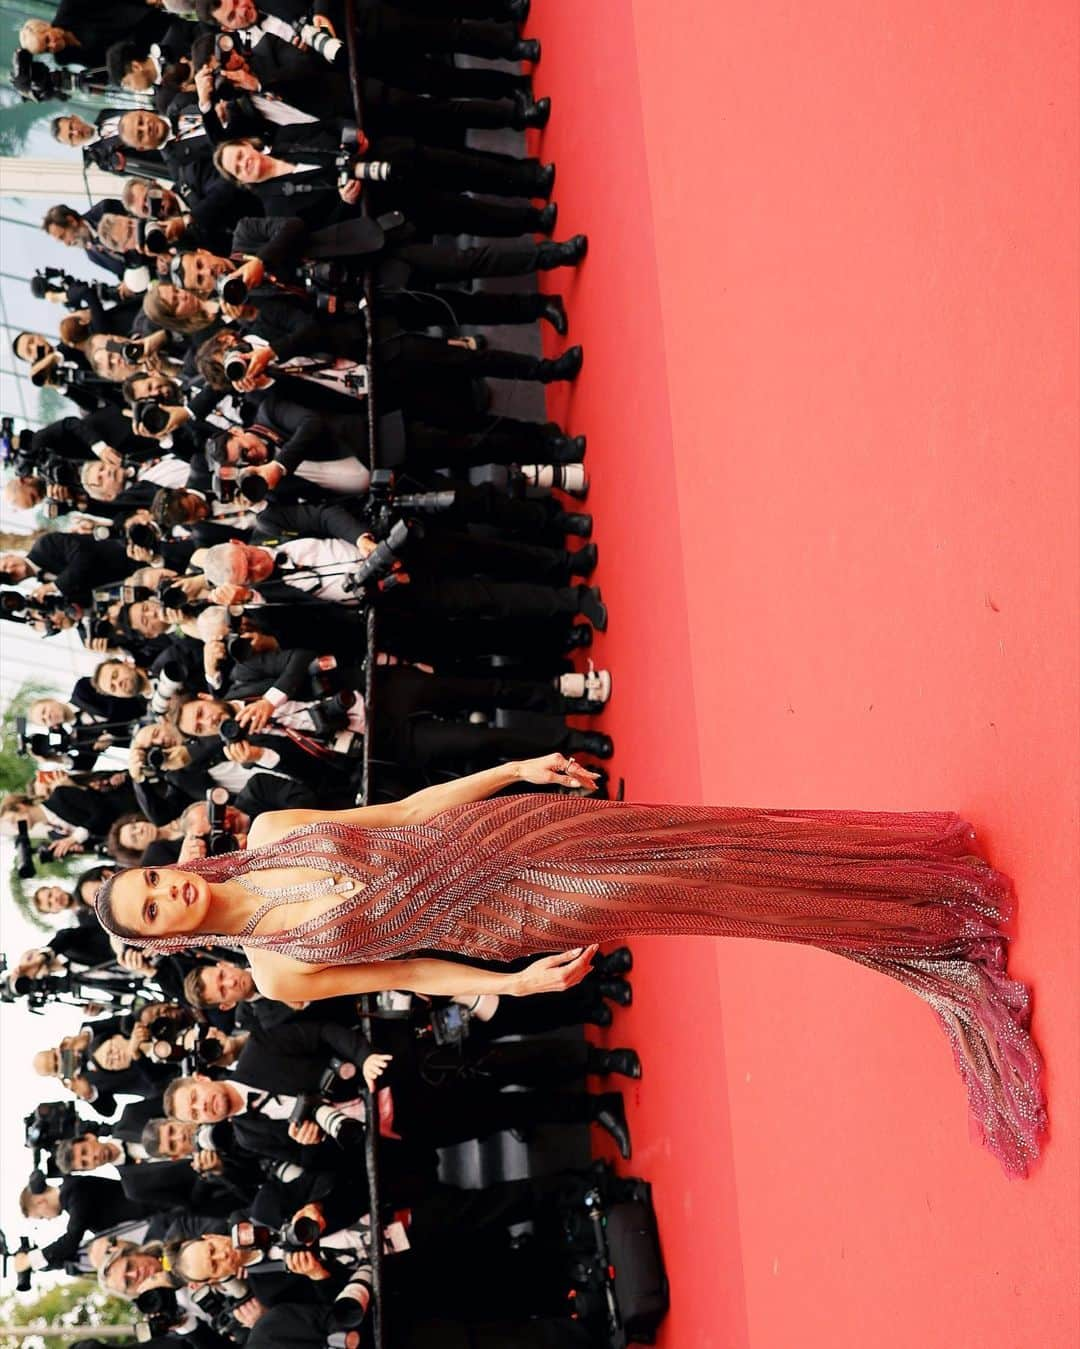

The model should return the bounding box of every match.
[237,471,269,503]
[137,219,169,255]
[218,717,246,745]
[216,275,248,307]
[224,350,250,384]
[133,399,171,436]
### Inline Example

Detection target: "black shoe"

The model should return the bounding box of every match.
[555,510,593,538]
[569,541,597,577]
[592,1093,631,1159]
[536,233,588,270]
[533,161,556,198]
[564,623,593,651]
[536,201,558,235]
[512,37,541,63]
[548,432,585,462]
[506,0,530,23]
[585,1000,613,1028]
[586,1047,642,1080]
[575,584,607,632]
[540,294,567,335]
[513,91,550,129]
[593,945,633,976]
[538,344,583,383]
[596,977,632,1007]
[566,729,613,760]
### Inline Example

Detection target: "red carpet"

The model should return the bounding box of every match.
[531,3,1079,1346]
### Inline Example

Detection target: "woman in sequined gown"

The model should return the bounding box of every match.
[95,753,1045,1176]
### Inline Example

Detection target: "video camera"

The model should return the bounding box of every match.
[0,588,82,633]
[25,1100,80,1155]
[10,48,106,102]
[30,268,122,308]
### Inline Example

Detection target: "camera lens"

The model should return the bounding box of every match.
[218,718,245,744]
[237,471,269,503]
[218,276,247,307]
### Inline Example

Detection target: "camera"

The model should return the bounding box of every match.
[288,1094,363,1147]
[222,341,254,385]
[0,416,34,470]
[136,218,170,255]
[216,273,249,307]
[211,463,270,505]
[146,1013,224,1070]
[10,47,103,102]
[206,785,240,855]
[298,18,343,63]
[345,517,412,594]
[189,1276,253,1343]
[13,819,36,880]
[134,1285,184,1339]
[307,690,355,738]
[149,661,187,718]
[218,717,247,746]
[25,1100,80,1153]
[232,1216,321,1254]
[106,337,145,366]
[297,258,367,318]
[15,712,74,762]
[131,398,172,437]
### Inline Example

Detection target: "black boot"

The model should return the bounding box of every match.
[540,294,568,335]
[585,1000,613,1028]
[575,585,608,632]
[569,542,597,577]
[511,36,541,63]
[554,510,593,538]
[536,201,558,235]
[533,161,555,198]
[548,432,586,463]
[586,1047,642,1080]
[564,623,593,651]
[537,345,583,383]
[596,977,632,1007]
[566,729,613,759]
[592,945,633,976]
[536,234,588,270]
[513,90,551,129]
[506,0,530,22]
[592,1092,631,1159]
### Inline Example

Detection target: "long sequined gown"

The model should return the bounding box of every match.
[168,796,1043,1175]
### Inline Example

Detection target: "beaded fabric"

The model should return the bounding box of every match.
[95,795,1046,1175]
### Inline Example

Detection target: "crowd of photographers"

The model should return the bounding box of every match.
[0,1,658,1344]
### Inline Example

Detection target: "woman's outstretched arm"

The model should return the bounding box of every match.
[247,754,599,847]
[249,944,599,1002]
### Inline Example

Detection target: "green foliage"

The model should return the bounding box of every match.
[0,681,53,798]
[0,1277,135,1346]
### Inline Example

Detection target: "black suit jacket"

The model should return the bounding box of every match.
[43,782,135,841]
[26,534,133,604]
[39,1175,155,1269]
[52,0,169,68]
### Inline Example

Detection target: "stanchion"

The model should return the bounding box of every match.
[344,3,385,1344]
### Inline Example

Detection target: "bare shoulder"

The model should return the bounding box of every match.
[247,946,314,1000]
[246,809,311,851]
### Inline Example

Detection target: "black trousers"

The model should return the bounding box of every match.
[380,577,579,624]
[384,240,544,284]
[383,140,545,199]
[407,530,573,584]
[368,53,530,100]
[360,10,521,61]
[383,286,553,328]
[382,331,553,387]
[376,663,564,716]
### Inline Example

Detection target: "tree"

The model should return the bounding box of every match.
[0,680,52,797]
[0,1277,135,1348]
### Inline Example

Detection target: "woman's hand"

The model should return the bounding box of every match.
[509,945,599,996]
[362,1052,392,1091]
[515,753,601,791]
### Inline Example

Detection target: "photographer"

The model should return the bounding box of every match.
[42,203,133,287]
[51,109,165,180]
[20,0,170,74]
[15,1173,157,1274]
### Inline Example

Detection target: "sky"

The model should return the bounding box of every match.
[0,67,120,1280]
